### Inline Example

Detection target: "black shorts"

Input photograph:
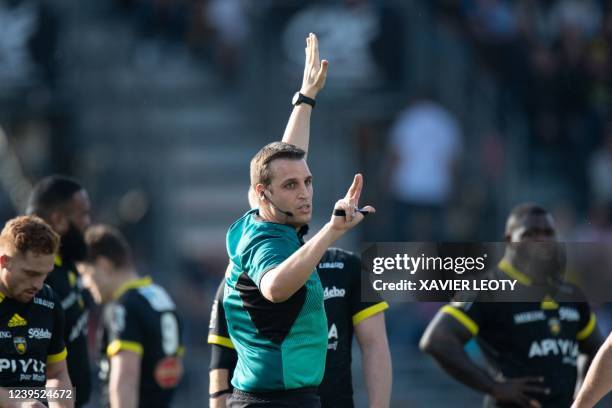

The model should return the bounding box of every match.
[227,387,320,408]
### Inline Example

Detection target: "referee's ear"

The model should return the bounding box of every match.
[0,254,10,269]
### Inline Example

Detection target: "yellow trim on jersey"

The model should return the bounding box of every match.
[47,347,67,364]
[8,313,27,327]
[498,259,532,286]
[107,340,144,357]
[0,291,4,303]
[441,305,479,336]
[207,334,235,349]
[577,313,597,341]
[352,302,389,326]
[540,296,559,310]
[177,345,186,357]
[54,255,63,267]
[112,276,152,300]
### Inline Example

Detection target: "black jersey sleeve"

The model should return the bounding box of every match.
[440,298,488,337]
[105,297,145,357]
[346,253,389,326]
[576,301,597,341]
[207,280,235,350]
[47,288,67,364]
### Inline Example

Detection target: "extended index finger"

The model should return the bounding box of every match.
[345,174,363,203]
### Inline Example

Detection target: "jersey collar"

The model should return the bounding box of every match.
[54,254,63,267]
[498,258,532,286]
[112,276,152,300]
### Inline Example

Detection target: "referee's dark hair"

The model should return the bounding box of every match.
[505,202,549,236]
[84,224,132,269]
[26,175,84,219]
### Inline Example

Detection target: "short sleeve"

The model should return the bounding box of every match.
[105,300,144,357]
[47,289,67,364]
[440,300,488,337]
[244,236,296,287]
[347,254,389,326]
[208,280,234,350]
[576,302,597,341]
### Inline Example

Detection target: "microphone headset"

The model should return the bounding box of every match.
[261,192,294,217]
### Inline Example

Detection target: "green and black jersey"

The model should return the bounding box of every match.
[0,284,66,387]
[443,260,599,408]
[212,246,388,406]
[98,277,184,408]
[45,254,91,404]
[224,209,327,392]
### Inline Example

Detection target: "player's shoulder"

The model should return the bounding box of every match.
[555,280,588,303]
[28,284,60,313]
[132,282,177,313]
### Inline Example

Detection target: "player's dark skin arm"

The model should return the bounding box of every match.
[420,311,548,408]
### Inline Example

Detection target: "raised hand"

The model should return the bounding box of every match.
[300,33,328,99]
[330,174,375,232]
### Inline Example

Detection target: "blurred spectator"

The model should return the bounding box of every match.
[588,121,612,204]
[384,96,462,241]
[282,0,403,92]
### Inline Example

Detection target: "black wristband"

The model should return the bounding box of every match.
[210,389,232,398]
[333,208,369,217]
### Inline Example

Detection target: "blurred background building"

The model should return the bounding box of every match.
[0,0,611,406]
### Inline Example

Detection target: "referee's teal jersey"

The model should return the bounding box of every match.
[224,209,327,392]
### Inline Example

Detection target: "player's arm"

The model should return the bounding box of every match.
[260,174,375,302]
[210,366,232,408]
[420,307,547,407]
[573,333,612,408]
[109,350,141,408]
[46,358,74,408]
[281,33,328,155]
[355,311,391,408]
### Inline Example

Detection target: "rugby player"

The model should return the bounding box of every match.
[223,32,376,407]
[572,332,612,407]
[27,176,92,406]
[209,247,392,408]
[420,203,603,407]
[78,225,184,408]
[0,215,73,408]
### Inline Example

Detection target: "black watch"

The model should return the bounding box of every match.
[292,92,316,108]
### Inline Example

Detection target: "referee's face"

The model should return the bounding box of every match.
[0,250,54,303]
[265,158,313,227]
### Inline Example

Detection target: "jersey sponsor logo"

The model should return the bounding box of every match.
[548,318,561,336]
[327,323,339,351]
[209,300,219,329]
[559,307,580,322]
[33,297,54,309]
[111,305,126,335]
[68,311,89,343]
[0,331,11,339]
[0,358,46,374]
[7,313,27,327]
[513,311,546,324]
[323,286,346,300]
[528,338,579,361]
[13,337,27,354]
[139,285,176,312]
[28,328,52,340]
[154,356,183,389]
[318,261,345,270]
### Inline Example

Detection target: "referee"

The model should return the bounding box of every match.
[420,203,603,408]
[208,247,392,407]
[27,175,92,407]
[223,33,375,407]
[0,216,73,407]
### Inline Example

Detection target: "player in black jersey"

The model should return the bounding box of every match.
[0,216,73,407]
[27,176,92,407]
[78,224,184,408]
[420,203,604,408]
[208,247,391,408]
